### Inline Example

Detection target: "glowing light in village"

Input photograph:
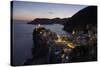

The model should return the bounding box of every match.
[67,43,75,48]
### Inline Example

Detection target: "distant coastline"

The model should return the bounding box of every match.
[27,18,70,25]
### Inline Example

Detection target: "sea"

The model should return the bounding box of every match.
[12,20,67,65]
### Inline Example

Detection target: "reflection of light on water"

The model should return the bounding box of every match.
[42,24,66,35]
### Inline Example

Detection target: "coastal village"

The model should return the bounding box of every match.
[24,23,97,65]
[24,6,97,65]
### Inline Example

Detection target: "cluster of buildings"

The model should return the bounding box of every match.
[32,24,97,63]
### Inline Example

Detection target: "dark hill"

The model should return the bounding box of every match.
[63,6,97,32]
[27,18,69,25]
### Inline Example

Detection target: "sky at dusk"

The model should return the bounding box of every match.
[12,1,88,21]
